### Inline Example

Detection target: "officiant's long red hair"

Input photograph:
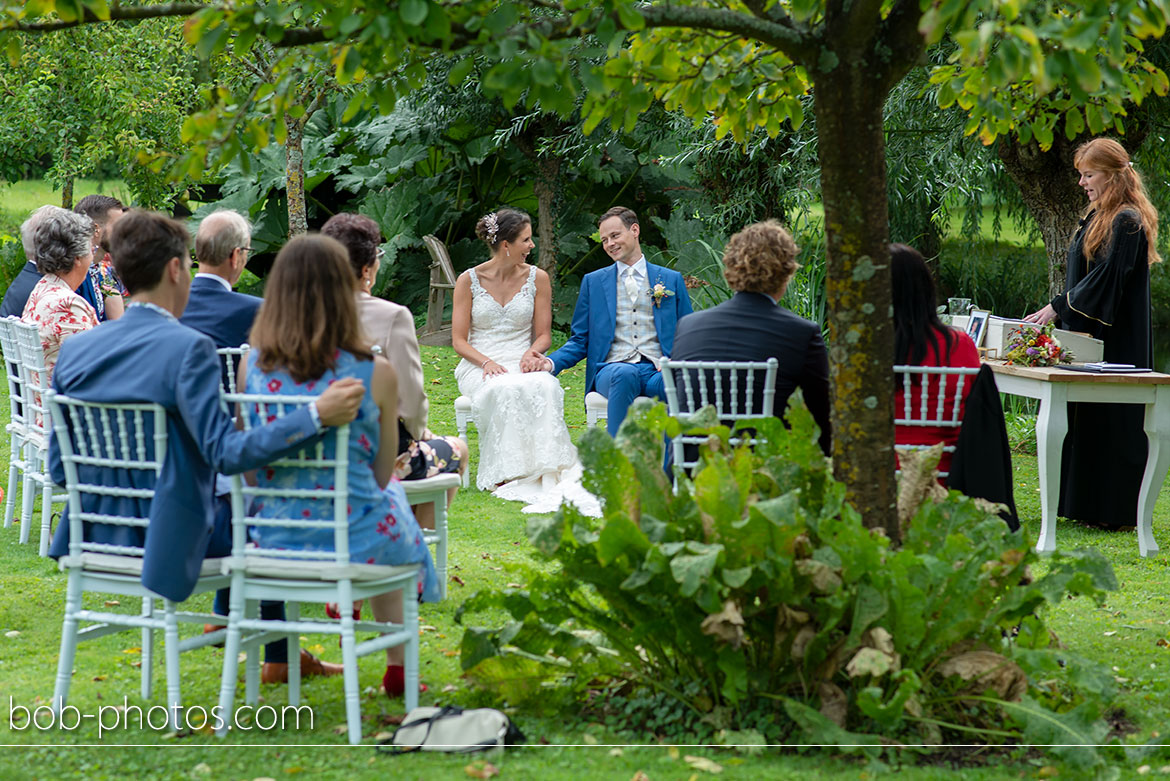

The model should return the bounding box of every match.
[1075,137,1161,267]
[249,234,374,383]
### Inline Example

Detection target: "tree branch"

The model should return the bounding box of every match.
[5,2,205,33]
[640,5,817,65]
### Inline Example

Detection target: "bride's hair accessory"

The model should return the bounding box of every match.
[483,212,499,245]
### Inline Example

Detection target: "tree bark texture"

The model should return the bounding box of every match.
[61,174,73,210]
[813,67,899,542]
[285,113,307,238]
[533,153,561,282]
[997,129,1149,300]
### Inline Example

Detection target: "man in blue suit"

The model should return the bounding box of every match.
[1,205,57,318]
[47,210,365,606]
[179,209,262,354]
[525,206,693,437]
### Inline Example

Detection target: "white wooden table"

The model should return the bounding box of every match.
[988,361,1170,557]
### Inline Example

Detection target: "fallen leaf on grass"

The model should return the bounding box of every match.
[464,762,499,779]
[1037,767,1059,778]
[481,553,492,560]
[373,731,393,741]
[684,756,723,774]
[104,600,120,607]
[507,583,523,589]
[122,647,141,654]
[1157,638,1169,648]
[631,773,650,781]
[191,762,212,775]
[92,675,106,682]
[450,575,465,587]
[488,566,503,572]
[332,724,348,735]
[442,649,460,657]
[583,734,597,745]
[1104,631,1118,637]
[442,684,458,693]
[668,746,680,760]
[420,625,438,633]
[431,379,442,385]
[609,748,623,757]
[5,631,19,638]
[284,768,304,775]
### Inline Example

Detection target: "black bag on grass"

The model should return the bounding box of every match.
[378,705,525,754]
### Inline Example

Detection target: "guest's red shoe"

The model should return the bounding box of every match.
[383,665,428,697]
[325,602,362,620]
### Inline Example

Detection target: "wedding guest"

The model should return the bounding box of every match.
[74,195,127,321]
[48,211,365,618]
[21,208,99,390]
[529,206,693,437]
[892,243,980,477]
[244,233,439,697]
[1,205,56,318]
[1024,136,1159,529]
[671,220,831,456]
[321,212,467,531]
[180,209,262,397]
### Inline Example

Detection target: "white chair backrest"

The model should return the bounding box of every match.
[892,365,979,429]
[222,392,351,567]
[0,316,30,430]
[892,365,980,475]
[215,344,250,396]
[45,390,168,560]
[660,358,780,473]
[12,318,50,431]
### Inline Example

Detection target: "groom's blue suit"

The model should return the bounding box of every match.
[548,261,692,434]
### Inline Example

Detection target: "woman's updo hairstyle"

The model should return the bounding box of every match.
[475,208,531,251]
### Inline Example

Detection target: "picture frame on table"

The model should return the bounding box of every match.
[966,309,990,347]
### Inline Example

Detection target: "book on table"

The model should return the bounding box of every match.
[1057,362,1151,373]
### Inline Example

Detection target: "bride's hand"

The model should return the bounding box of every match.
[482,358,508,378]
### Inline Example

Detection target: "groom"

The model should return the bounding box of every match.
[523,206,692,436]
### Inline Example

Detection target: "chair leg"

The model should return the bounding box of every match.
[287,602,301,707]
[216,576,245,738]
[436,496,449,602]
[4,439,19,529]
[339,583,361,745]
[404,577,420,713]
[38,475,52,557]
[244,599,260,705]
[53,575,83,714]
[141,597,154,700]
[19,466,34,544]
[164,600,182,731]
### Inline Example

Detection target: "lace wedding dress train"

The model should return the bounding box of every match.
[454,267,600,517]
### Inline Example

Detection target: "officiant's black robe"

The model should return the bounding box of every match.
[1050,209,1152,529]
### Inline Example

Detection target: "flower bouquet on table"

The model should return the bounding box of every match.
[1003,322,1074,367]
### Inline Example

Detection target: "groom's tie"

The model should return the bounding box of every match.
[623,266,640,306]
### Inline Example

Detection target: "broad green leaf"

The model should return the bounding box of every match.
[597,515,650,566]
[399,0,428,26]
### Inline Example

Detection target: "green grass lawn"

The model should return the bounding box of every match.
[0,344,1169,778]
[0,179,131,228]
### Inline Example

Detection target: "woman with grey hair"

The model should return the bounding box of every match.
[21,208,99,387]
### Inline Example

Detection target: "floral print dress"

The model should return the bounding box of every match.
[243,349,440,602]
[21,273,99,388]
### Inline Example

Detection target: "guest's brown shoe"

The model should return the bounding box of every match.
[203,623,226,648]
[261,650,344,684]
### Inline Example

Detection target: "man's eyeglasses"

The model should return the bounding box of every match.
[376,248,386,260]
[237,246,252,253]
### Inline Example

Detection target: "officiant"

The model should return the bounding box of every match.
[1023,137,1159,530]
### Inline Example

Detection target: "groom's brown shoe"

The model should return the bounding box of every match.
[261,650,344,684]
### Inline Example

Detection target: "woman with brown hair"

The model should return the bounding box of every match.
[1024,136,1160,528]
[243,233,439,697]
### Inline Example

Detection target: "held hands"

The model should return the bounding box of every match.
[520,348,553,373]
[315,377,365,426]
[1023,304,1057,325]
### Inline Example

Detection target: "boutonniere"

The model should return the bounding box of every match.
[648,281,674,308]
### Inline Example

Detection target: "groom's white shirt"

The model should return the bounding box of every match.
[606,255,663,365]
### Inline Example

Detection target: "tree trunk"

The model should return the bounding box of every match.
[533,153,561,282]
[998,129,1149,300]
[814,68,899,541]
[286,114,307,238]
[61,174,74,210]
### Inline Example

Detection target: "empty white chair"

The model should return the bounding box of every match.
[584,391,609,428]
[660,358,780,474]
[216,393,422,745]
[0,317,32,531]
[46,390,231,729]
[400,473,461,601]
[13,318,68,555]
[215,344,250,396]
[893,365,980,479]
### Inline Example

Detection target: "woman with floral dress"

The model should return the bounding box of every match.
[242,233,439,697]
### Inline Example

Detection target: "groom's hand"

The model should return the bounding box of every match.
[520,348,552,373]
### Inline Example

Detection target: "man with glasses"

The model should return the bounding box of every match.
[180,209,262,354]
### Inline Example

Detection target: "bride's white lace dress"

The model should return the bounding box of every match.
[454,266,600,516]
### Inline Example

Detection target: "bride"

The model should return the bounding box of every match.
[452,208,599,516]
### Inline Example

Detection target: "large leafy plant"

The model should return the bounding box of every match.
[458,400,1119,761]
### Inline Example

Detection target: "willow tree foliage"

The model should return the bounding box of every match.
[5,0,1169,535]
